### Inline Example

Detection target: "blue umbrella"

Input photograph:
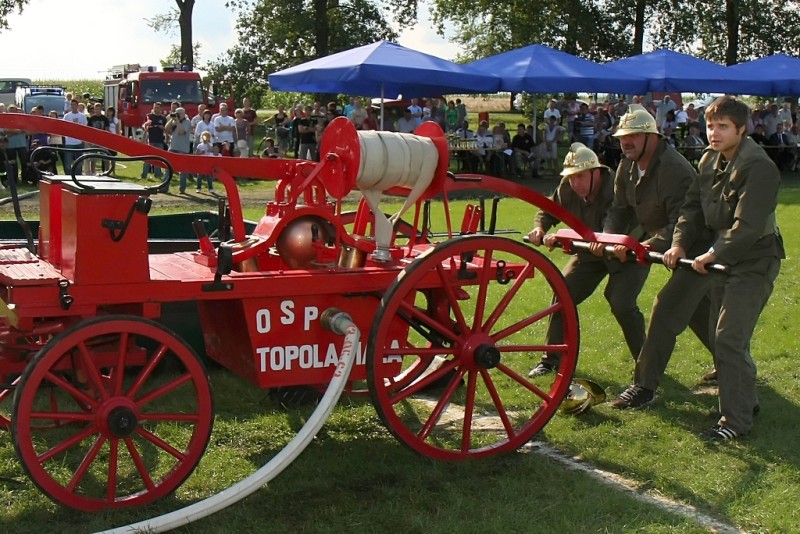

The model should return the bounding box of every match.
[606,49,773,95]
[727,54,800,95]
[467,44,649,94]
[268,40,501,98]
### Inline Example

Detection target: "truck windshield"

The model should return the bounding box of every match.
[141,79,202,104]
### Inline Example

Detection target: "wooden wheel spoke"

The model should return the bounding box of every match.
[398,300,459,346]
[491,301,563,342]
[123,436,155,490]
[139,412,200,423]
[472,248,494,330]
[483,262,535,333]
[29,410,95,423]
[135,426,187,462]
[460,370,478,453]
[434,262,470,336]
[107,438,119,502]
[66,435,107,493]
[126,343,169,399]
[496,363,554,403]
[44,370,98,409]
[479,369,516,438]
[417,367,467,441]
[112,331,130,396]
[37,424,99,463]
[76,340,110,402]
[134,372,192,408]
[388,358,459,403]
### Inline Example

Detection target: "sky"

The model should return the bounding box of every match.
[0,0,459,80]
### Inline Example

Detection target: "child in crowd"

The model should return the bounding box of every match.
[194,131,214,193]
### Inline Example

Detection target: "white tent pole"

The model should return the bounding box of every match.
[380,83,385,131]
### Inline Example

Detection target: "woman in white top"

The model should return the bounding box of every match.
[194,110,216,145]
[106,107,120,135]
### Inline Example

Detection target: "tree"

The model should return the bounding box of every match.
[145,0,196,70]
[161,42,202,69]
[0,0,30,31]
[208,0,413,107]
[429,0,633,63]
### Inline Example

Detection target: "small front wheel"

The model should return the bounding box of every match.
[12,315,214,511]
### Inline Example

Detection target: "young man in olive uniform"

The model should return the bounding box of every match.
[527,143,648,377]
[613,96,783,440]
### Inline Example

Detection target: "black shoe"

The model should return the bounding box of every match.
[700,369,717,384]
[528,362,555,378]
[703,424,739,441]
[610,384,655,409]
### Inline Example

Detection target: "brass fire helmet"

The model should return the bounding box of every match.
[613,103,659,137]
[560,142,609,177]
[560,378,608,415]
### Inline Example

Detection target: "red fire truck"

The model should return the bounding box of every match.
[104,64,233,137]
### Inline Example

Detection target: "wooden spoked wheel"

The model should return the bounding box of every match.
[367,236,579,460]
[12,316,214,511]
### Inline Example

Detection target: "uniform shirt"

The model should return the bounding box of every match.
[673,137,785,265]
[604,138,696,252]
[535,171,614,263]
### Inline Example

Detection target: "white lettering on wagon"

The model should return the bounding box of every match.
[257,339,402,372]
[254,301,321,333]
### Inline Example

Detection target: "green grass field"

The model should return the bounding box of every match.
[0,155,798,532]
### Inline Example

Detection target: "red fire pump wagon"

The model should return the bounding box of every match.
[0,113,616,512]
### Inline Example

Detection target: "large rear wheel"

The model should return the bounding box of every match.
[367,236,579,460]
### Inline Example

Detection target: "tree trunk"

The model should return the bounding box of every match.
[724,0,739,65]
[176,0,195,70]
[314,0,329,58]
[633,0,646,54]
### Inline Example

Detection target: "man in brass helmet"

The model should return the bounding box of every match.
[600,104,715,409]
[526,143,648,377]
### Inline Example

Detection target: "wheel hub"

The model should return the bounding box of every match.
[107,407,138,438]
[473,343,501,369]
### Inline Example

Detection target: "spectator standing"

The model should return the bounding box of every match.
[190,104,207,153]
[140,102,166,179]
[348,99,368,129]
[194,131,214,192]
[574,103,595,149]
[86,103,109,174]
[455,98,467,126]
[510,123,535,179]
[543,116,565,173]
[242,97,257,157]
[165,107,192,193]
[234,108,249,157]
[296,105,317,160]
[63,99,88,175]
[543,99,561,124]
[212,103,236,149]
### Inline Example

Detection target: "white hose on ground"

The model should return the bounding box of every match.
[95,309,360,534]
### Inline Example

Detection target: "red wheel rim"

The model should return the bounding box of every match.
[12,316,214,511]
[367,236,578,460]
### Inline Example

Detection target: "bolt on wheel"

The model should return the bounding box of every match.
[367,235,579,460]
[12,315,214,511]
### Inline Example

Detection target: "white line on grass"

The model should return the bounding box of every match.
[523,441,747,534]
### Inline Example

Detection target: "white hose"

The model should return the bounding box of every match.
[95,310,360,534]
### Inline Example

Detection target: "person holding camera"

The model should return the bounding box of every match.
[165,107,192,193]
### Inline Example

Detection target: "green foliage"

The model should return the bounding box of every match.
[206,0,407,109]
[0,0,29,30]
[432,0,800,67]
[161,42,202,69]
[34,79,104,100]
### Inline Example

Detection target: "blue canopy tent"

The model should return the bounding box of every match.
[606,49,773,95]
[727,54,800,95]
[269,41,501,130]
[467,44,650,94]
[269,40,500,98]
